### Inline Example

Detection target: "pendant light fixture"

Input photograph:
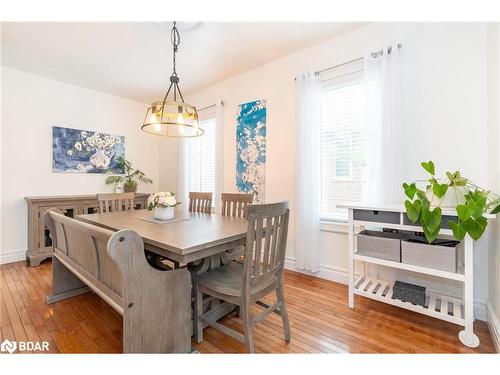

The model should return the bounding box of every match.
[141,22,203,137]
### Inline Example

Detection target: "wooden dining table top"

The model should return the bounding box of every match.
[77,209,248,265]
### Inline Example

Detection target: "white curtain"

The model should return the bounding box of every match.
[364,43,402,204]
[214,100,224,213]
[295,71,322,272]
[177,138,192,207]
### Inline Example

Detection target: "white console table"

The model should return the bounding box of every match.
[339,203,495,348]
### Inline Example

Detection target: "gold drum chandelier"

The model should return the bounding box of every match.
[142,22,203,138]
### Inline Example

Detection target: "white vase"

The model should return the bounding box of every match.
[89,148,111,170]
[154,206,174,220]
[427,186,467,209]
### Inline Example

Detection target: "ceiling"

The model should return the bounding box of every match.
[1,22,364,104]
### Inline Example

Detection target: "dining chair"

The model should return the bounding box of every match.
[97,192,135,213]
[193,201,291,353]
[220,192,253,263]
[220,193,253,218]
[188,192,213,214]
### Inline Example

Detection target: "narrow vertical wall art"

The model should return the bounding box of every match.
[236,99,266,203]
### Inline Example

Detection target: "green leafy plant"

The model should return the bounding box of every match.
[105,157,153,192]
[403,161,500,243]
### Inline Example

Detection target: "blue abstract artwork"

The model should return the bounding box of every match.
[236,99,266,203]
[52,126,125,173]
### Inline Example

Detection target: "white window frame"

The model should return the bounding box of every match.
[187,105,217,207]
[319,60,368,222]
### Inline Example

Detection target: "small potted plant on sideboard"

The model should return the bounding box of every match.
[105,156,153,192]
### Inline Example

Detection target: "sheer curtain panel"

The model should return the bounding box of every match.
[295,71,322,272]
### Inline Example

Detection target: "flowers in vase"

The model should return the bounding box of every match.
[66,130,121,157]
[147,192,182,210]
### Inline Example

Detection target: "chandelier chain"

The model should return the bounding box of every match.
[171,21,180,76]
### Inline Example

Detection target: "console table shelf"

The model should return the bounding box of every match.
[354,276,465,326]
[353,253,465,281]
[339,203,496,349]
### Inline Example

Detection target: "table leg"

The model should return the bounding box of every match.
[348,209,355,308]
[459,235,480,348]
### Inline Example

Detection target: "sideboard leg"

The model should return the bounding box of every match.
[27,252,52,267]
[459,236,479,348]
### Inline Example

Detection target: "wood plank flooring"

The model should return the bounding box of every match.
[0,260,496,354]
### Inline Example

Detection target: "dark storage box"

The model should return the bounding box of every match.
[392,280,426,306]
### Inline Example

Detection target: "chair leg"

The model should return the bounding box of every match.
[277,281,291,343]
[193,282,204,343]
[241,302,255,353]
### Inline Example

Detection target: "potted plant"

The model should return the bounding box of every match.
[403,161,500,243]
[148,192,181,220]
[105,157,153,192]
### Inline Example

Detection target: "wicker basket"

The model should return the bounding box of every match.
[357,230,410,262]
[401,238,462,273]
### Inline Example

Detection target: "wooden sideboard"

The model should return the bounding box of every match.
[25,193,149,266]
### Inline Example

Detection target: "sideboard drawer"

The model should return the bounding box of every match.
[353,209,400,224]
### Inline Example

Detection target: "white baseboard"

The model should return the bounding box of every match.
[285,257,487,322]
[285,257,349,284]
[0,250,27,265]
[487,301,500,353]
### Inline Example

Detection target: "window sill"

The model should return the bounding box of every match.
[319,217,348,234]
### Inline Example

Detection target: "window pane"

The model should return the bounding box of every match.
[320,70,371,218]
[188,114,216,204]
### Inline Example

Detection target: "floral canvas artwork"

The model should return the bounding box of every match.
[236,99,266,203]
[52,126,125,173]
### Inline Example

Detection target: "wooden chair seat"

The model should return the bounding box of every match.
[196,262,276,298]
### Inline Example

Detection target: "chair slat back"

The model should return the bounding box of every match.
[220,193,253,218]
[43,210,125,298]
[243,202,290,290]
[97,192,135,213]
[188,192,213,214]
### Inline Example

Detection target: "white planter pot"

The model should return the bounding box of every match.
[427,186,467,209]
[154,206,174,220]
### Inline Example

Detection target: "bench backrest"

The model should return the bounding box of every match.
[43,210,125,308]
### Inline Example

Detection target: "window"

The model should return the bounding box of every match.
[187,106,216,197]
[320,61,375,219]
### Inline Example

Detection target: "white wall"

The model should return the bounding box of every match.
[0,67,159,263]
[160,22,493,319]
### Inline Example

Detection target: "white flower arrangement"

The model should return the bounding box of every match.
[147,192,182,210]
[70,130,121,156]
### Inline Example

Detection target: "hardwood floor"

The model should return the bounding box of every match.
[0,260,496,354]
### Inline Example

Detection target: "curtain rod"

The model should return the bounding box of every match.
[294,43,402,81]
[197,100,224,112]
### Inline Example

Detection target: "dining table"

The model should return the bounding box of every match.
[76,208,248,351]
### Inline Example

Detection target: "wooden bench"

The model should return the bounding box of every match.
[43,210,191,353]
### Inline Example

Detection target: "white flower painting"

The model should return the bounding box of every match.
[52,126,125,173]
[236,99,266,203]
